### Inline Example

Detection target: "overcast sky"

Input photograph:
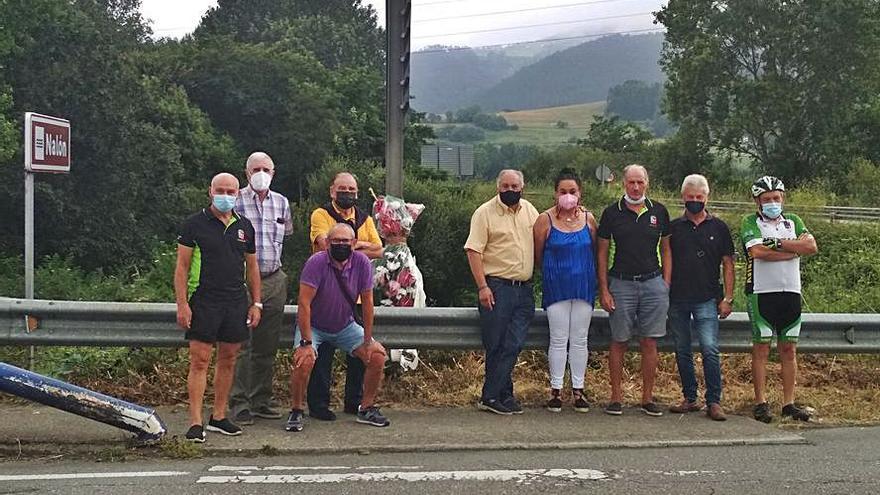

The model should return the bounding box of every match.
[140,0,665,50]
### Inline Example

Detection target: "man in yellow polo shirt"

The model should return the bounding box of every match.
[307,172,382,420]
[465,169,539,415]
[310,172,382,258]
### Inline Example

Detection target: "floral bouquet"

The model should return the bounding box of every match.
[372,194,425,240]
[371,193,426,308]
[371,192,426,371]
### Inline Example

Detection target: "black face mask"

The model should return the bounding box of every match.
[499,190,522,207]
[334,192,358,210]
[330,243,353,262]
[685,200,706,214]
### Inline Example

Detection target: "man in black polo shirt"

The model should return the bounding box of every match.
[667,174,735,422]
[597,164,671,417]
[175,173,262,443]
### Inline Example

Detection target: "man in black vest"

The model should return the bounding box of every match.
[307,172,383,420]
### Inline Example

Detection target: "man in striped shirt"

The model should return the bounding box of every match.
[229,152,293,425]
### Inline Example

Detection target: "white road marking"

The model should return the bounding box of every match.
[208,465,423,472]
[0,471,189,482]
[197,468,608,484]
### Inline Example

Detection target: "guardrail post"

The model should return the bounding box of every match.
[0,362,166,444]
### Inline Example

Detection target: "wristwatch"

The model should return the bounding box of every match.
[722,297,734,304]
[252,302,264,310]
[299,339,312,347]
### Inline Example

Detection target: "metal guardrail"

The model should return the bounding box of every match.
[1,298,878,353]
[657,199,880,223]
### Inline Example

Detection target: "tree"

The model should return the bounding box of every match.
[656,0,880,183]
[606,80,661,121]
[454,105,482,123]
[579,115,652,153]
[0,1,237,270]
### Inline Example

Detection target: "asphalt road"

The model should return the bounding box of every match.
[1,426,878,494]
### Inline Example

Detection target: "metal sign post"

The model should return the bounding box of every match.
[23,112,71,369]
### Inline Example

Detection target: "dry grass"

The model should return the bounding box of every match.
[501,102,605,128]
[8,350,877,426]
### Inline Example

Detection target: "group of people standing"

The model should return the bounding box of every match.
[174,152,390,443]
[171,152,818,443]
[466,165,817,423]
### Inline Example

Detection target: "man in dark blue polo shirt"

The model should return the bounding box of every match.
[667,174,735,422]
[174,173,262,443]
[597,164,671,417]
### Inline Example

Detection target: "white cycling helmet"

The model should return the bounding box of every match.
[751,175,785,198]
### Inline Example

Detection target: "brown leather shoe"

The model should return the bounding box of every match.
[669,400,701,413]
[707,403,727,421]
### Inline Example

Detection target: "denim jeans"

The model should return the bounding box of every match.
[668,299,722,405]
[478,278,536,402]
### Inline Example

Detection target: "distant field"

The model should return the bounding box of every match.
[430,101,606,147]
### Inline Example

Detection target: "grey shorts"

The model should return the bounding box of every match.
[608,276,669,341]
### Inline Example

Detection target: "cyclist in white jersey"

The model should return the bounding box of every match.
[741,176,818,423]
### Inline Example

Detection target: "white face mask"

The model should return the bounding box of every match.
[249,171,272,192]
[624,194,645,205]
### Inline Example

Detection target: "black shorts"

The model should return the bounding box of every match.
[185,290,249,344]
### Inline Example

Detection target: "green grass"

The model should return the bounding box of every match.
[432,102,606,147]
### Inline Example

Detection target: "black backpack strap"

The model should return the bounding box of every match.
[330,265,364,326]
[322,202,369,233]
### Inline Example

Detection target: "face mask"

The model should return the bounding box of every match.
[212,194,236,213]
[499,190,522,207]
[335,191,358,210]
[330,243,353,262]
[249,171,272,192]
[685,200,705,214]
[557,193,578,210]
[624,194,646,205]
[762,202,783,219]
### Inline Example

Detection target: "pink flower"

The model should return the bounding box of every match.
[397,294,414,307]
[397,268,415,288]
[387,280,401,296]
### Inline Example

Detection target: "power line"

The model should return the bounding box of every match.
[416,0,469,5]
[415,27,664,54]
[417,0,638,23]
[418,11,655,39]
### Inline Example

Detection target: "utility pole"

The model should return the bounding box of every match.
[385,0,411,197]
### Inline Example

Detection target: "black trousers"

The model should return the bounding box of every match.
[307,341,365,412]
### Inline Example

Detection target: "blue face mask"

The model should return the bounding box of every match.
[761,202,783,219]
[212,194,236,213]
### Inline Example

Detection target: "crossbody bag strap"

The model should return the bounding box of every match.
[330,265,364,326]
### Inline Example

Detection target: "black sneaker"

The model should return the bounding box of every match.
[546,390,562,413]
[285,409,305,432]
[309,408,337,421]
[253,405,283,419]
[503,396,524,415]
[604,402,623,416]
[640,402,663,417]
[477,399,513,416]
[185,424,205,443]
[205,416,242,436]
[573,396,590,413]
[781,403,812,422]
[356,406,391,427]
[753,402,773,423]
[233,409,254,426]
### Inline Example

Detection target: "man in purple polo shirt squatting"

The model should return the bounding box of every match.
[285,223,390,432]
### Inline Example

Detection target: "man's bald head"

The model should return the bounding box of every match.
[210,173,240,196]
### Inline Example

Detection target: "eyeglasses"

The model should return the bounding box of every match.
[329,238,354,244]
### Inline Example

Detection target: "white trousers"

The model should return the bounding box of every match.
[546,299,594,389]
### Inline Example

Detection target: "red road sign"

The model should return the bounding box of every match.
[25,112,70,173]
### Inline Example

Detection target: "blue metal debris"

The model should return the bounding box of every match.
[0,362,166,443]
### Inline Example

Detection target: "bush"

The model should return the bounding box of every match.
[473,113,510,131]
[845,158,880,206]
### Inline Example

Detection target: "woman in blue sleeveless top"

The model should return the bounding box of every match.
[533,169,598,413]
